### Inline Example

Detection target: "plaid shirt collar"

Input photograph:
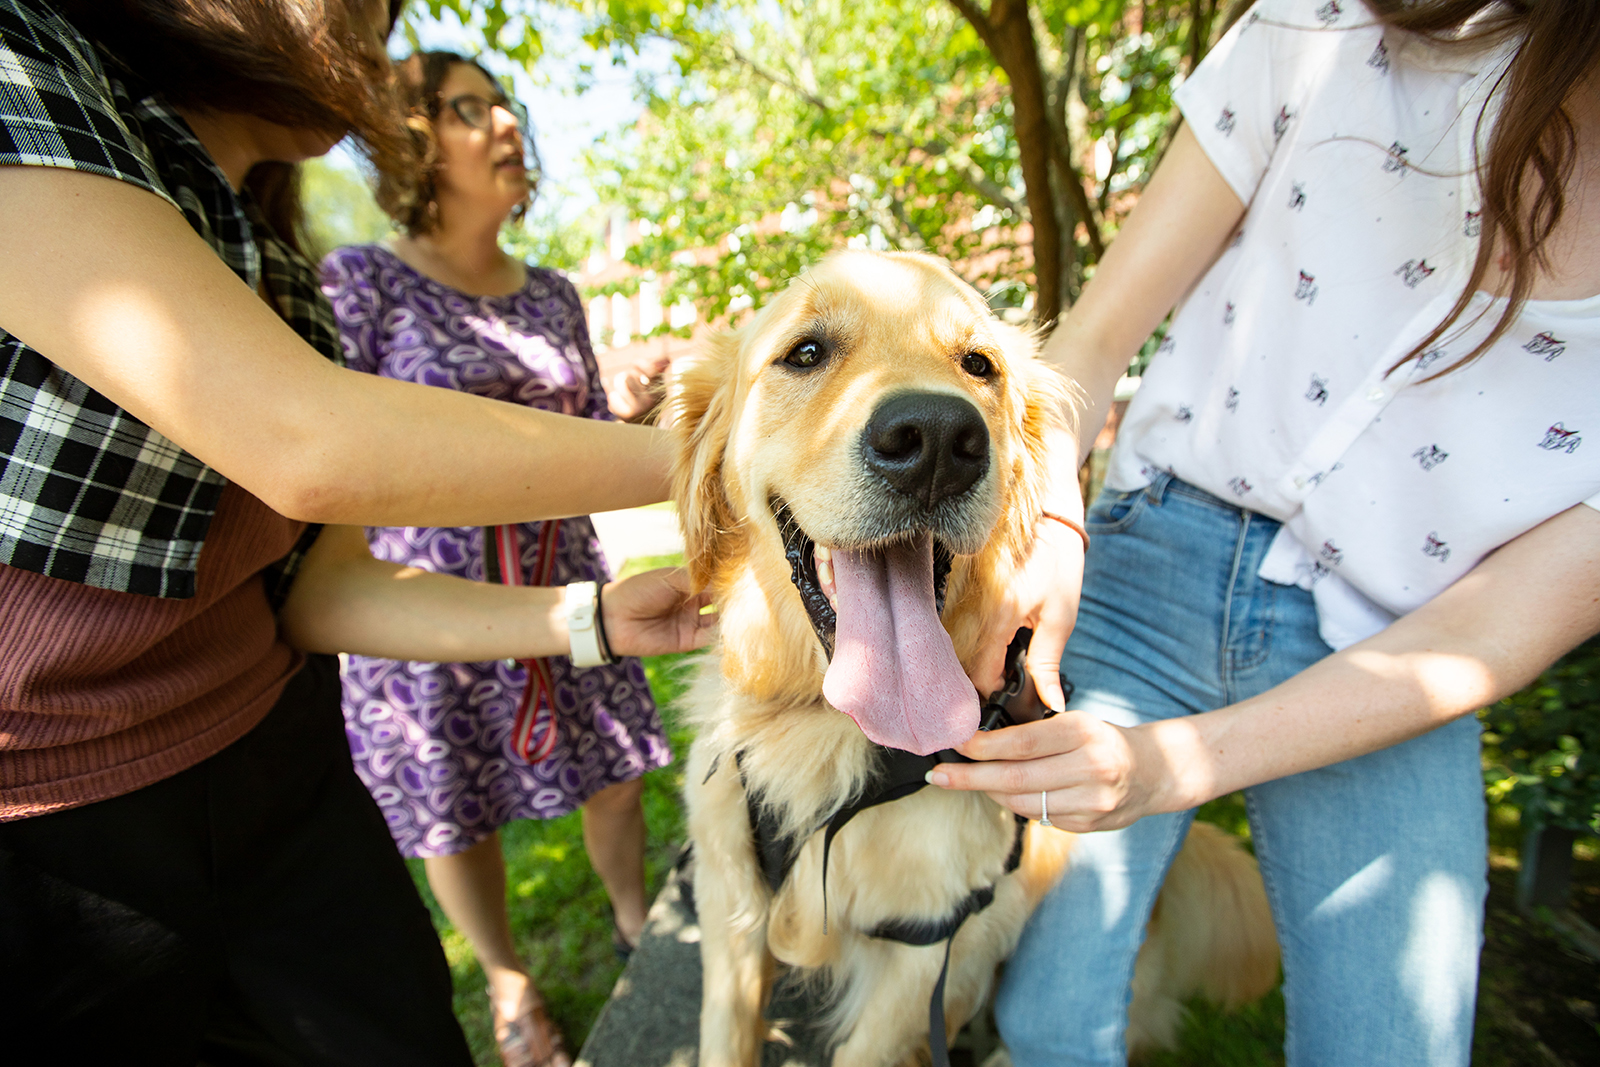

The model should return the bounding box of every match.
[0,0,336,599]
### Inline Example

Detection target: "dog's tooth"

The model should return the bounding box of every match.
[815,553,834,593]
[813,545,832,564]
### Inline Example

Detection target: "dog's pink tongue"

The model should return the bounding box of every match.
[821,534,979,755]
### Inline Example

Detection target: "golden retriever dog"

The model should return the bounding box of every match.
[666,250,1279,1067]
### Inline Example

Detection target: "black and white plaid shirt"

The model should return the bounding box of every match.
[0,0,337,599]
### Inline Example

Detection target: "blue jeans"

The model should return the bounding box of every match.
[996,473,1486,1066]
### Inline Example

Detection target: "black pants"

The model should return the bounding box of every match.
[0,655,473,1067]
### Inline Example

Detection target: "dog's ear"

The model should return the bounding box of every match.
[664,328,742,590]
[1002,323,1081,551]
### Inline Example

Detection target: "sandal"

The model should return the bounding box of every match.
[612,917,638,963]
[491,988,571,1067]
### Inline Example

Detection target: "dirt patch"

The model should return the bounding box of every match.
[1474,858,1600,1066]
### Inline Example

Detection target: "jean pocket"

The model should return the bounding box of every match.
[1084,486,1148,533]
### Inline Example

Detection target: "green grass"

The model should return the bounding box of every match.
[1140,989,1286,1067]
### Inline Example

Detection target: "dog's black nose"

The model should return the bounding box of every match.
[862,392,989,508]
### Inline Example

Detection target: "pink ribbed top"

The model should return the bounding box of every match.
[0,483,306,820]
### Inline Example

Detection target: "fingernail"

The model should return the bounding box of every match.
[926,770,948,788]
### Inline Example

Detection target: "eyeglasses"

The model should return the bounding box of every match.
[441,93,528,131]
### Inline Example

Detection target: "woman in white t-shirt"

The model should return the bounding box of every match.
[934,2,1600,1063]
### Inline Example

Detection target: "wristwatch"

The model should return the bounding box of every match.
[564,581,613,667]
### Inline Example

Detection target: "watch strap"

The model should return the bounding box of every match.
[564,581,610,667]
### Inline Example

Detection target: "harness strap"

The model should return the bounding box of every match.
[725,628,1038,1065]
[819,745,936,933]
[928,938,957,1067]
[862,815,1023,1067]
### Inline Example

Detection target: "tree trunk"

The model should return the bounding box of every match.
[1188,0,1219,73]
[948,0,1064,326]
[1517,822,1576,912]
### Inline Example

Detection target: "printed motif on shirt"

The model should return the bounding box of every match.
[1311,538,1344,580]
[1422,533,1450,563]
[1294,271,1318,304]
[1305,375,1329,405]
[1273,106,1294,143]
[1463,209,1482,237]
[1523,331,1565,361]
[1539,423,1581,454]
[1394,258,1436,289]
[1415,347,1447,372]
[1224,302,1237,325]
[1217,106,1237,135]
[1288,182,1306,211]
[1412,444,1448,471]
[1367,38,1390,74]
[1382,141,1410,176]
[1315,0,1342,26]
[1225,386,1241,411]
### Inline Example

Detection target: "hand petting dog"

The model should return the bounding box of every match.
[602,567,718,658]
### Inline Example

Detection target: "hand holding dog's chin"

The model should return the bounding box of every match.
[969,518,1086,708]
[601,568,718,657]
[929,714,1186,833]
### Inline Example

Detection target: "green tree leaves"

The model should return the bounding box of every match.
[420,0,1228,334]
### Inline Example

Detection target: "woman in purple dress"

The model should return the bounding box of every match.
[321,52,660,1067]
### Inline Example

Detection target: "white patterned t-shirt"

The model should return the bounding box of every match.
[1104,0,1600,650]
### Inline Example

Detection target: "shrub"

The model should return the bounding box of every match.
[1480,636,1600,836]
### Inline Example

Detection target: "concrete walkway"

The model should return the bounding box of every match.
[576,850,1003,1067]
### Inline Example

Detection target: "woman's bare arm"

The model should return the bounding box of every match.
[279,525,715,661]
[0,166,670,525]
[936,503,1600,830]
[1040,121,1247,464]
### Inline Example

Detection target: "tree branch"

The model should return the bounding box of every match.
[946,0,1066,325]
[914,137,1023,217]
[696,41,1028,224]
[718,41,830,112]
[945,0,997,52]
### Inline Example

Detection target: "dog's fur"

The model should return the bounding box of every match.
[667,251,1279,1067]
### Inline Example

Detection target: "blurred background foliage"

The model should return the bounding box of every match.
[409,0,1235,327]
[1482,637,1600,837]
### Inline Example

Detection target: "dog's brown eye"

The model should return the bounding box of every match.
[784,339,826,369]
[961,352,994,378]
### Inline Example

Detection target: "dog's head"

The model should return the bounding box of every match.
[667,251,1071,755]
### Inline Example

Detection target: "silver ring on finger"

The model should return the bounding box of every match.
[1039,789,1052,827]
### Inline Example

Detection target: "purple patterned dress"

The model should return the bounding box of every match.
[320,244,669,859]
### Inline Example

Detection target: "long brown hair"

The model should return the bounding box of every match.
[376,50,541,237]
[1362,1,1600,376]
[56,0,418,255]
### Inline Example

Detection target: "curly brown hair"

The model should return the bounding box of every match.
[1362,1,1600,376]
[375,50,541,237]
[56,0,419,254]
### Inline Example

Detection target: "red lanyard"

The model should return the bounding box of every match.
[490,522,562,763]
